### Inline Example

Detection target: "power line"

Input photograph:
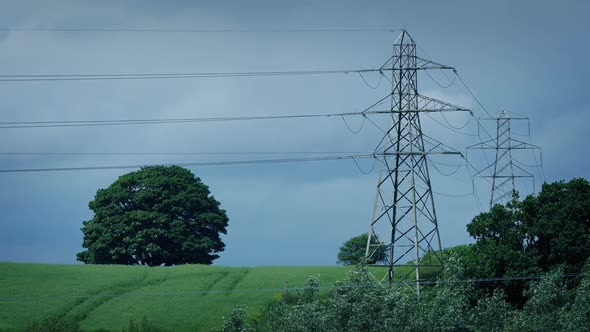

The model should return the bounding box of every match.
[452,73,513,187]
[0,151,367,156]
[340,115,366,134]
[431,190,473,198]
[0,68,386,82]
[0,27,400,33]
[0,154,376,173]
[1,91,394,129]
[352,156,377,175]
[425,69,456,89]
[428,158,465,177]
[424,113,478,137]
[428,158,464,168]
[358,71,383,89]
[440,112,473,130]
[0,110,388,129]
[451,70,498,167]
[416,183,473,198]
[462,153,492,212]
[454,71,495,119]
[1,272,583,302]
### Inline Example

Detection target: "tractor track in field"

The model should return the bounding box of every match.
[198,271,231,296]
[224,268,251,294]
[50,272,148,321]
[61,270,171,322]
[68,269,233,322]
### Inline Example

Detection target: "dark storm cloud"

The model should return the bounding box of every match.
[0,0,588,265]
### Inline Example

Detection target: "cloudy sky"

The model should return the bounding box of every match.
[0,0,588,266]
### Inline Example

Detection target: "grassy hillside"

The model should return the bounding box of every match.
[0,262,376,331]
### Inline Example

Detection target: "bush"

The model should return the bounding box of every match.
[25,316,80,332]
[218,305,254,332]
[220,256,590,332]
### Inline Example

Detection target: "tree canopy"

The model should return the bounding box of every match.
[220,260,590,332]
[465,178,590,304]
[76,166,229,266]
[337,233,386,265]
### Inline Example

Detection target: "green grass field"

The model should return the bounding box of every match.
[1,262,396,331]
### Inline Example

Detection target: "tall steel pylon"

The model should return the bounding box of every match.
[365,30,469,294]
[468,111,540,209]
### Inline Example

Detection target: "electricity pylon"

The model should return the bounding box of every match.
[365,30,469,294]
[467,111,539,209]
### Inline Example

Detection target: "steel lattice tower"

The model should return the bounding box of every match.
[468,111,539,209]
[365,30,469,293]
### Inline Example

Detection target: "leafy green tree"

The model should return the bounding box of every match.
[466,178,590,305]
[563,260,590,330]
[77,166,228,266]
[506,269,570,332]
[468,290,510,332]
[520,178,590,273]
[337,233,386,265]
[218,305,254,332]
[298,275,320,302]
[226,256,590,332]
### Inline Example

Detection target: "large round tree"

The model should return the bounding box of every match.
[337,233,387,265]
[76,165,228,266]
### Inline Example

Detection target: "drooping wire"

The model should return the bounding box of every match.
[340,114,366,134]
[428,159,464,167]
[440,112,473,130]
[521,119,546,184]
[358,71,383,89]
[425,69,456,88]
[424,113,478,137]
[352,155,377,175]
[431,190,474,198]
[463,154,487,212]
[0,154,377,173]
[415,42,460,96]
[416,183,473,198]
[429,158,465,177]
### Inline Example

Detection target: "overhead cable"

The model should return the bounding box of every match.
[424,113,478,137]
[0,154,376,173]
[0,151,368,156]
[454,71,495,119]
[0,92,394,129]
[0,68,386,82]
[0,28,400,33]
[0,111,382,129]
